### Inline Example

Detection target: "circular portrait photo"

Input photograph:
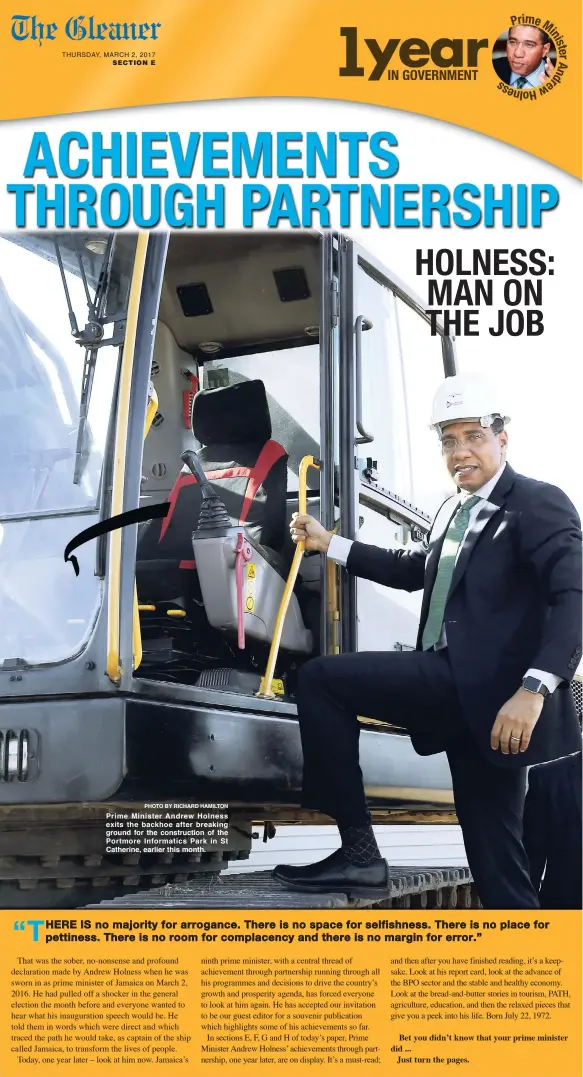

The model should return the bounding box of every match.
[492,24,556,89]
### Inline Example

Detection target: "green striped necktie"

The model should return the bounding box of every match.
[421,495,481,651]
[515,76,528,88]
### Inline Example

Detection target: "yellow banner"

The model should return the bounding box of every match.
[0,909,580,1076]
[0,0,580,176]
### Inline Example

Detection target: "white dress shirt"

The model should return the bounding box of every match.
[326,462,561,694]
[509,57,546,90]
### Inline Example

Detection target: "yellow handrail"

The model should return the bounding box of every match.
[144,386,158,436]
[132,383,159,673]
[257,455,321,698]
[106,233,149,683]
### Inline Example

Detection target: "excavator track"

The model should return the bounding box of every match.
[0,803,254,909]
[0,850,250,909]
[87,866,477,910]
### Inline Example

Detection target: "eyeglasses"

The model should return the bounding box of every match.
[440,431,489,455]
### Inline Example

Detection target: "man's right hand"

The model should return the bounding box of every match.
[539,57,555,83]
[290,513,332,553]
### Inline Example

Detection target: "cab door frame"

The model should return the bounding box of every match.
[127,230,340,699]
[319,231,338,656]
[337,237,457,653]
[117,233,169,691]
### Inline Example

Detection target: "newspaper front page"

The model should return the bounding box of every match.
[0,2,581,1074]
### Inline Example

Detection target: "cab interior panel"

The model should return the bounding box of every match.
[135,233,324,697]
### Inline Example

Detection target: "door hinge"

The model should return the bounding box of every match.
[331,279,339,327]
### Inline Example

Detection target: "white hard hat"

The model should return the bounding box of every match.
[429,372,510,432]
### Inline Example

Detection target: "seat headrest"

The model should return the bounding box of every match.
[192,380,272,445]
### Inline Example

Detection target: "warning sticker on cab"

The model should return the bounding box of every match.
[245,563,256,612]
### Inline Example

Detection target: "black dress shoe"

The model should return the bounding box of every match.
[272,848,389,898]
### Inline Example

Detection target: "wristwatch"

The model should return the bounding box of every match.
[521,676,550,698]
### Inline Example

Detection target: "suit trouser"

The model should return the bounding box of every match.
[295,650,539,910]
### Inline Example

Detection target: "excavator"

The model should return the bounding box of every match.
[1,230,579,910]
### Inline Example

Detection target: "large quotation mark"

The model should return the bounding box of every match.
[13,919,45,940]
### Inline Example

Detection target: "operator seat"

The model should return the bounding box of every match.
[136,380,289,602]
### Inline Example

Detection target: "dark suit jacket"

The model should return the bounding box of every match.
[346,464,582,766]
[522,752,582,909]
[493,56,513,84]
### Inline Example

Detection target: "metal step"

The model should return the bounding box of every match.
[86,865,473,910]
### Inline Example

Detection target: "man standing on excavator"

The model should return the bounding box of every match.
[273,372,582,909]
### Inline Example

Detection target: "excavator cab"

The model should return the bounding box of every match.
[134,376,314,690]
[0,230,465,908]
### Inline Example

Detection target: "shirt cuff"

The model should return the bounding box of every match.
[525,669,562,694]
[327,535,354,567]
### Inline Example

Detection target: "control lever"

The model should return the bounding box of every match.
[234,531,253,650]
[180,449,231,532]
